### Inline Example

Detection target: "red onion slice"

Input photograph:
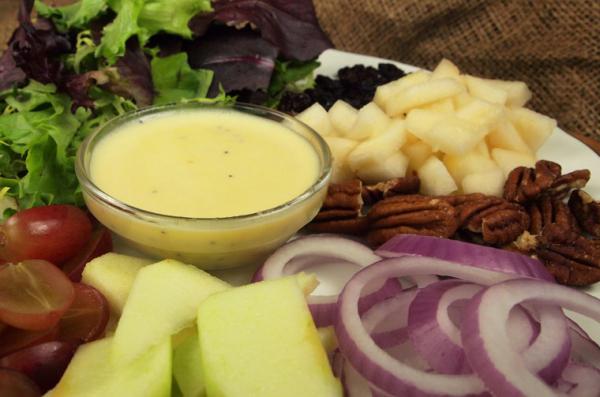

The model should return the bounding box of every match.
[335,256,518,396]
[362,290,416,349]
[460,278,600,397]
[556,362,600,396]
[407,281,552,377]
[376,235,554,282]
[408,281,482,374]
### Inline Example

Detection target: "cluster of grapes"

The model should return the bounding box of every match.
[278,63,406,114]
[0,206,112,396]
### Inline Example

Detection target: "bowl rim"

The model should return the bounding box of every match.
[75,101,332,224]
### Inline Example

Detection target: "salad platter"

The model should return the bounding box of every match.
[1,0,600,396]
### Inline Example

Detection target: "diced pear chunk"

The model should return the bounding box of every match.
[81,253,152,315]
[491,148,536,177]
[356,152,409,184]
[374,71,431,108]
[328,100,358,136]
[461,167,505,196]
[418,156,458,196]
[324,136,357,183]
[508,107,556,151]
[51,337,171,397]
[443,152,498,184]
[431,59,461,80]
[474,140,491,158]
[197,277,342,397]
[112,259,230,364]
[386,78,465,116]
[403,141,434,172]
[347,119,406,171]
[452,92,476,109]
[422,98,455,113]
[406,109,487,155]
[485,79,532,107]
[296,103,335,137]
[456,98,504,128]
[464,75,508,105]
[346,102,391,140]
[486,119,532,154]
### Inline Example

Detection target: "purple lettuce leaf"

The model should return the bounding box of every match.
[186,26,278,93]
[9,0,72,87]
[105,39,154,106]
[0,51,27,91]
[65,39,154,109]
[190,0,332,61]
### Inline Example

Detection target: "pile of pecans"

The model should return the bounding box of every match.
[308,160,600,286]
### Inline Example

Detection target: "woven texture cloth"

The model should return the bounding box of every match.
[2,0,599,141]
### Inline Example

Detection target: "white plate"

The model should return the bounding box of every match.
[120,49,600,341]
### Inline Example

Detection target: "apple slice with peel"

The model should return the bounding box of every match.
[50,337,171,397]
[173,332,204,397]
[112,259,229,365]
[198,277,342,397]
[82,253,152,316]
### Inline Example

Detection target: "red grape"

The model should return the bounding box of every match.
[0,341,77,393]
[0,260,75,331]
[58,283,109,343]
[0,326,59,358]
[0,368,41,397]
[61,226,113,282]
[0,205,92,264]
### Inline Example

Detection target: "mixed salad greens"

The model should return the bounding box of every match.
[0,0,331,211]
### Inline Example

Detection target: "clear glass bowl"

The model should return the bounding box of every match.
[75,102,331,269]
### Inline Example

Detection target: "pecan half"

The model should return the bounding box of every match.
[536,223,600,286]
[323,179,363,210]
[361,175,420,206]
[569,189,600,237]
[503,160,561,203]
[527,194,579,235]
[449,194,529,246]
[367,195,458,246]
[308,180,368,235]
[550,169,591,199]
[308,216,369,235]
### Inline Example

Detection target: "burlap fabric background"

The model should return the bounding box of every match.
[2,0,599,145]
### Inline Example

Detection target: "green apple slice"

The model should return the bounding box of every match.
[82,253,152,315]
[51,337,171,397]
[113,259,229,364]
[173,331,205,397]
[197,277,342,397]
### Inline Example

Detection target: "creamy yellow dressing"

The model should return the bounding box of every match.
[90,109,320,218]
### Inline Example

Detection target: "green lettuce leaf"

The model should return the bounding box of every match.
[96,0,146,64]
[266,59,319,106]
[139,0,212,41]
[35,0,109,31]
[151,53,213,105]
[96,0,212,64]
[0,81,135,209]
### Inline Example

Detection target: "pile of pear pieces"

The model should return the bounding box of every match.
[297,59,557,197]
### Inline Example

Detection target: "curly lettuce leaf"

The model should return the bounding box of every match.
[0,81,135,209]
[139,0,212,40]
[151,53,213,105]
[96,0,212,64]
[35,0,109,31]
